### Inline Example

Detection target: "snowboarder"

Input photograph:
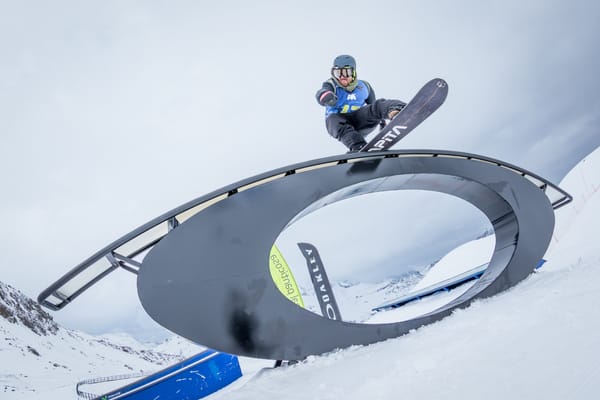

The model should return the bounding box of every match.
[315,54,407,152]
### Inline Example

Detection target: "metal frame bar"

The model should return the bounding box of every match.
[37,150,572,311]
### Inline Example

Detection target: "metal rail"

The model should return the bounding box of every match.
[38,150,572,311]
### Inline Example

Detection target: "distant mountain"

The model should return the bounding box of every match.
[0,280,58,337]
[299,271,424,322]
[0,280,202,397]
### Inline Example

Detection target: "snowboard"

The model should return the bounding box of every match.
[360,78,448,152]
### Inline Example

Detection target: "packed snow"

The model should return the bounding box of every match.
[1,146,598,399]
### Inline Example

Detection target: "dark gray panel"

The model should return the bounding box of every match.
[137,153,555,360]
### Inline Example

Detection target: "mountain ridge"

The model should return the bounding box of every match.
[0,280,202,396]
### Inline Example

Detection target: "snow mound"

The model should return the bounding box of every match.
[547,145,600,258]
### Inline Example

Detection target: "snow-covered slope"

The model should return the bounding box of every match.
[412,234,495,291]
[298,273,424,323]
[0,281,202,398]
[547,144,600,258]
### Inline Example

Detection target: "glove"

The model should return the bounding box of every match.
[318,90,337,106]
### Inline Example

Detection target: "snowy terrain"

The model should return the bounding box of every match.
[299,272,425,323]
[0,286,203,398]
[1,145,598,399]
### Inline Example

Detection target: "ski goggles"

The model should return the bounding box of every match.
[331,67,355,79]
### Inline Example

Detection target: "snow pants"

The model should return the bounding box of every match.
[325,98,406,151]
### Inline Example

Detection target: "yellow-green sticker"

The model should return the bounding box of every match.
[269,245,304,308]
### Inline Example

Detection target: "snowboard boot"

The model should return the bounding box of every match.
[346,140,367,153]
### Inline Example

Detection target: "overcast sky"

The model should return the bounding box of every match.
[1,1,599,340]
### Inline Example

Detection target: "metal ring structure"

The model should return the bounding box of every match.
[137,150,560,360]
